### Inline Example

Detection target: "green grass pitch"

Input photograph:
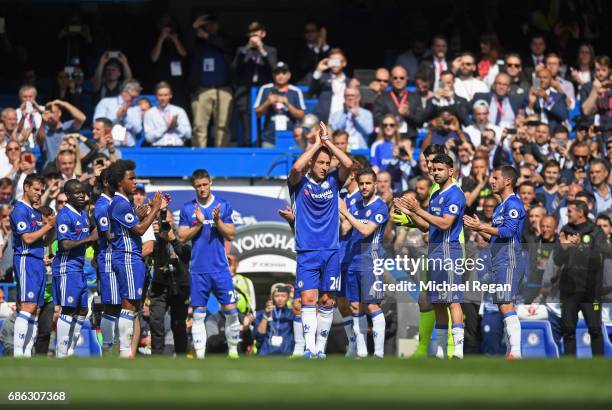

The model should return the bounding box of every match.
[2,356,611,409]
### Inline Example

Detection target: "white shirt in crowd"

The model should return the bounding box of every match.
[93,96,143,147]
[454,77,489,101]
[143,104,192,147]
[15,108,42,148]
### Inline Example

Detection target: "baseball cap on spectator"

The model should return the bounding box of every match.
[273,61,290,74]
[270,282,291,295]
[300,113,319,131]
[473,99,489,110]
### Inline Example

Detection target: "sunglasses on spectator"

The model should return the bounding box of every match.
[7,147,20,152]
[56,200,66,205]
[382,123,396,128]
[392,76,406,80]
[506,63,521,68]
[376,78,389,83]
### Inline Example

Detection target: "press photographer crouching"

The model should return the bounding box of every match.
[148,207,191,355]
[253,284,294,356]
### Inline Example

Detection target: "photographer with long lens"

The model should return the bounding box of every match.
[148,206,191,355]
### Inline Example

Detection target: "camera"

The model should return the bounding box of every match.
[328,58,341,68]
[159,208,171,232]
[443,119,452,126]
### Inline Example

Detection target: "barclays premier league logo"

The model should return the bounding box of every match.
[298,280,303,289]
[375,214,383,223]
[100,217,109,227]
[17,221,27,231]
[509,209,519,219]
[67,296,74,304]
[28,291,34,299]
[449,204,458,214]
[125,213,135,223]
[138,288,143,296]
[59,224,69,234]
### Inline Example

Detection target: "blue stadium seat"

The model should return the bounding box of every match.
[0,94,18,109]
[521,320,560,358]
[575,320,612,358]
[72,319,102,357]
[275,131,297,150]
[304,99,318,115]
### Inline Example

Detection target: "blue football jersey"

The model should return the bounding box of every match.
[94,194,112,254]
[179,195,234,273]
[109,193,142,256]
[428,183,466,247]
[10,200,45,259]
[490,193,525,263]
[346,196,389,270]
[339,189,362,266]
[289,170,341,251]
[52,204,92,274]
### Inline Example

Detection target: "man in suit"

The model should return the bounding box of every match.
[471,73,526,129]
[294,21,330,84]
[373,65,423,139]
[546,53,576,110]
[309,48,352,124]
[580,55,611,117]
[424,70,470,126]
[418,35,450,90]
[523,34,547,86]
[231,21,278,146]
[526,68,569,131]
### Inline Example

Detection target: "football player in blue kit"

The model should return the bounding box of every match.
[339,168,389,358]
[178,169,240,359]
[10,174,56,357]
[464,165,526,359]
[337,162,363,358]
[288,122,353,358]
[94,168,120,352]
[52,179,98,357]
[403,154,467,359]
[107,160,164,358]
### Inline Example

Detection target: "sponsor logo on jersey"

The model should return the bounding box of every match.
[308,189,334,200]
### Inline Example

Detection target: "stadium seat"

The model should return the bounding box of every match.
[72,319,102,357]
[575,320,612,358]
[275,131,297,149]
[520,320,560,358]
[0,94,19,109]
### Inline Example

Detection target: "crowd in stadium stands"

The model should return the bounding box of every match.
[0,7,611,358]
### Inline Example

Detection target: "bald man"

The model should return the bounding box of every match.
[373,65,423,139]
[526,67,569,131]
